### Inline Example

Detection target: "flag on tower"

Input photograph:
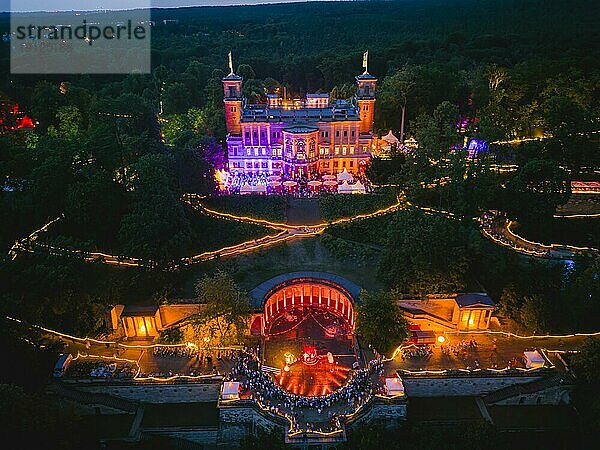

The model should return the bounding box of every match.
[228,51,234,75]
[362,50,369,73]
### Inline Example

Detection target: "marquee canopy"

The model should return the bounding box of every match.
[337,168,354,182]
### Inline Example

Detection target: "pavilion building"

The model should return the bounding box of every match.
[223,53,377,177]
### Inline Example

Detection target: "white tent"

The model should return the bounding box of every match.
[252,184,267,194]
[337,168,354,182]
[524,350,545,369]
[381,130,400,145]
[240,183,253,195]
[352,180,366,194]
[222,381,240,400]
[323,174,337,181]
[385,377,405,396]
[337,180,353,193]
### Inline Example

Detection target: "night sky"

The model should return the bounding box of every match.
[5,0,342,13]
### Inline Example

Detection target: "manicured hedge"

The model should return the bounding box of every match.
[318,188,398,222]
[202,195,288,222]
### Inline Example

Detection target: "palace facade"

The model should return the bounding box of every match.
[223,56,377,177]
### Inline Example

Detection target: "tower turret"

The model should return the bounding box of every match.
[223,52,243,135]
[356,51,377,134]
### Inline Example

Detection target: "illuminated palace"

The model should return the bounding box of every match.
[223,53,377,177]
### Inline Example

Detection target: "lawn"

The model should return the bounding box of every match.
[185,236,385,298]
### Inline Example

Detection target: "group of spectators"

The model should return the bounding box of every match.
[226,173,271,194]
[152,345,197,358]
[400,345,434,360]
[228,353,385,434]
[67,361,136,379]
[441,339,481,368]
[222,172,373,197]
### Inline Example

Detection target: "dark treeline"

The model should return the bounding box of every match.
[1,0,599,338]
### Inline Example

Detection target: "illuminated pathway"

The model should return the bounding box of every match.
[10,194,596,264]
[9,314,596,381]
[9,194,405,269]
[480,211,599,259]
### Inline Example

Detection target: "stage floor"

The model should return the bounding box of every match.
[263,307,359,397]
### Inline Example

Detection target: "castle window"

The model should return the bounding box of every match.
[349,161,354,167]
[351,130,355,137]
[336,130,340,137]
[245,131,250,139]
[343,130,348,137]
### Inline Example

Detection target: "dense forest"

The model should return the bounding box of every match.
[1,0,600,335]
[1,2,600,446]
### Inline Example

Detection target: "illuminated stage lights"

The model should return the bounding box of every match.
[276,361,351,397]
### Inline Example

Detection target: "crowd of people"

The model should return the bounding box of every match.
[221,172,373,197]
[152,345,197,358]
[227,352,385,434]
[67,361,136,379]
[440,339,479,357]
[139,348,255,379]
[441,339,481,368]
[400,345,434,360]
[226,173,271,194]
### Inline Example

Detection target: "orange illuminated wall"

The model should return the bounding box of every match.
[263,281,355,334]
[357,99,375,134]
[223,77,243,135]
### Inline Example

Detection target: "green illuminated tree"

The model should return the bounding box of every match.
[190,270,251,347]
[356,289,409,356]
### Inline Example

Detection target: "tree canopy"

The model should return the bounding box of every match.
[190,270,251,348]
[356,289,410,356]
